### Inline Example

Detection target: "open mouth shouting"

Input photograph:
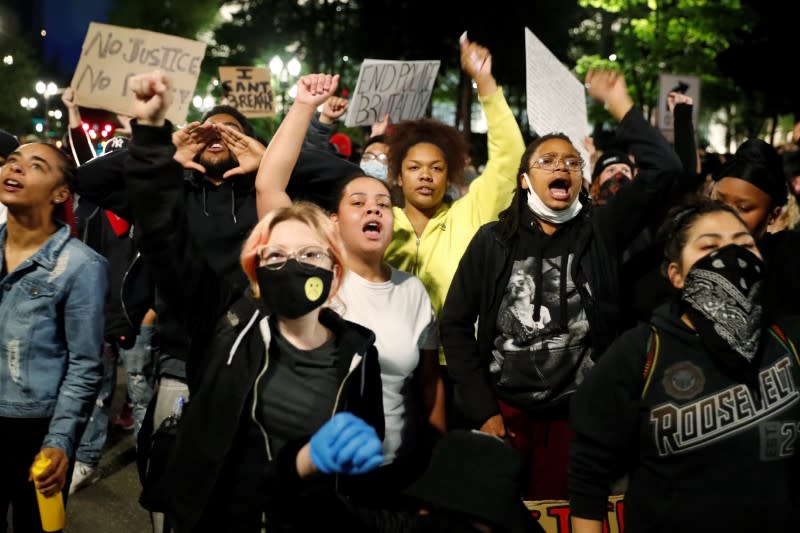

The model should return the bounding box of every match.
[2,178,23,193]
[205,141,226,154]
[362,219,383,240]
[547,176,573,202]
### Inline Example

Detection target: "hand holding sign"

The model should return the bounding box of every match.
[370,114,391,137]
[128,70,173,126]
[216,124,267,179]
[459,32,496,97]
[172,121,216,173]
[584,69,633,122]
[295,73,340,110]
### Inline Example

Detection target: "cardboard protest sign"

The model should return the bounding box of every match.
[524,28,590,175]
[526,497,624,533]
[345,59,440,127]
[71,22,206,124]
[657,73,701,143]
[219,67,275,118]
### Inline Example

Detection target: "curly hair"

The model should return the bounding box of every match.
[386,118,468,185]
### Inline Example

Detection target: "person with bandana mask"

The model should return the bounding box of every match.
[588,149,636,206]
[569,198,800,533]
[124,70,385,533]
[711,138,800,319]
[441,69,683,500]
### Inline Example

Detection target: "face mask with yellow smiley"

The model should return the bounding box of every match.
[256,260,333,319]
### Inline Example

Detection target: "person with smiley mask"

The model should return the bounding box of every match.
[441,69,683,500]
[124,70,385,532]
[255,72,444,524]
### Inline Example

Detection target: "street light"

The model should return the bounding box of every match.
[269,55,301,118]
[35,80,59,138]
[20,97,38,110]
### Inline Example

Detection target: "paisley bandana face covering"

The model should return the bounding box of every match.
[681,244,765,371]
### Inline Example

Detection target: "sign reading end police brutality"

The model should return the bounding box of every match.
[345,59,440,127]
[71,22,206,124]
[219,67,274,118]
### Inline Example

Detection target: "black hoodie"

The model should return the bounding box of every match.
[569,304,800,532]
[441,107,684,427]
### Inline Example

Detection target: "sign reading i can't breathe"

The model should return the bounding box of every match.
[219,67,275,118]
[344,59,440,127]
[70,22,207,124]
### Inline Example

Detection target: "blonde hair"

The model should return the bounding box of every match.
[241,201,347,299]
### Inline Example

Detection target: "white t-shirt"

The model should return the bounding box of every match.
[333,267,437,463]
[0,203,6,225]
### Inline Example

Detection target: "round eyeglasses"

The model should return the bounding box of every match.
[257,245,333,271]
[529,156,584,173]
[362,151,389,163]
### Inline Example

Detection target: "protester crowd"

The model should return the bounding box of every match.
[1,32,799,533]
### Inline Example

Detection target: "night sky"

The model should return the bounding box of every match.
[41,0,112,76]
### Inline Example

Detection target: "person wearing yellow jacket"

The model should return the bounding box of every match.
[385,34,525,320]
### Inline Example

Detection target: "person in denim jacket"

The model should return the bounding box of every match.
[0,142,107,532]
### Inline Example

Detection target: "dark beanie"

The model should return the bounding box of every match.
[0,129,20,159]
[713,138,787,206]
[592,149,634,182]
[404,430,525,531]
[200,105,255,139]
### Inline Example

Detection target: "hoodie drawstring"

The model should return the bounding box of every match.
[558,247,570,331]
[201,182,238,223]
[533,245,544,322]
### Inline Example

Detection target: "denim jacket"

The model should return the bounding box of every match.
[0,223,107,457]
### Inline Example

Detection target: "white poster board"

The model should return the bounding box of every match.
[657,73,701,142]
[71,22,206,124]
[345,59,440,127]
[524,27,590,174]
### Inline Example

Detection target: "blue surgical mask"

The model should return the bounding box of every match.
[360,159,389,182]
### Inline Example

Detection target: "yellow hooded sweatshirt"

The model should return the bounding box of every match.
[385,87,525,320]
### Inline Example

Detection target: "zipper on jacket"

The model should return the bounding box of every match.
[413,236,421,276]
[332,353,363,496]
[251,318,273,460]
[331,353,363,417]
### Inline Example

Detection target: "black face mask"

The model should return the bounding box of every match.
[256,260,333,319]
[681,244,765,377]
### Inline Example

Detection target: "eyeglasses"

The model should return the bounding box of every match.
[529,156,584,173]
[257,245,333,271]
[362,152,388,163]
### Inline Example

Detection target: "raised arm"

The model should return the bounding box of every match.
[255,73,340,218]
[124,70,228,334]
[303,95,348,151]
[587,69,683,253]
[63,88,96,165]
[452,34,526,225]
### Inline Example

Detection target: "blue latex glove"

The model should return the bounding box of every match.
[310,412,384,475]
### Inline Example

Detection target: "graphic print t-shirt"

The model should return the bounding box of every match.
[492,222,593,410]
